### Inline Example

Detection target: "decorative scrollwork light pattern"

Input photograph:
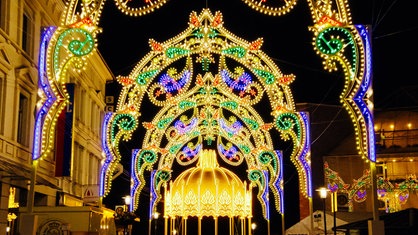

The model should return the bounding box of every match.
[115,10,307,214]
[241,0,298,16]
[34,0,370,221]
[325,162,417,212]
[307,0,375,162]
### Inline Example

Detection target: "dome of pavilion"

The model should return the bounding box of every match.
[165,149,252,218]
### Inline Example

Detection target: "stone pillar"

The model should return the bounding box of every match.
[0,182,10,234]
[19,214,38,235]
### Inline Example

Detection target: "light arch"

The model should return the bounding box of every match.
[32,0,374,225]
[102,9,310,218]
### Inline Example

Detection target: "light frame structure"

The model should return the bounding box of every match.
[32,0,374,230]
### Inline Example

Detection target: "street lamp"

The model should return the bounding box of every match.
[251,222,257,235]
[317,187,329,235]
[124,195,132,211]
[124,195,133,235]
[153,212,160,235]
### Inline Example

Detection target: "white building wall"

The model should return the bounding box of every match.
[0,0,113,233]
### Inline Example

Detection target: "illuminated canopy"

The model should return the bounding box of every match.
[165,149,252,218]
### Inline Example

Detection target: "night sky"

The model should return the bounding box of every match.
[98,0,417,107]
[97,0,417,233]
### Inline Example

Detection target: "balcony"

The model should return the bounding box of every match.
[375,129,418,153]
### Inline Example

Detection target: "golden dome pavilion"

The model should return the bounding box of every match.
[164,149,253,235]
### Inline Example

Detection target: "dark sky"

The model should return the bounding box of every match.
[97,0,417,232]
[98,0,417,108]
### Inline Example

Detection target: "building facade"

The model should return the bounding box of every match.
[324,108,418,213]
[0,0,115,234]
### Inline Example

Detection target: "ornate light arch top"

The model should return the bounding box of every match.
[102,9,311,214]
[109,9,302,165]
[117,9,297,115]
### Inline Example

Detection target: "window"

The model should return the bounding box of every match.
[17,92,29,146]
[99,110,104,138]
[22,6,34,56]
[79,147,86,185]
[77,88,87,124]
[73,144,86,184]
[0,73,4,134]
[0,0,7,31]
[91,103,98,134]
[89,153,97,185]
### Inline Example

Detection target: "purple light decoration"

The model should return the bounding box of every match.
[149,170,157,219]
[262,170,270,220]
[299,112,313,197]
[99,112,114,196]
[174,117,198,135]
[274,150,284,214]
[130,149,141,212]
[353,25,376,162]
[377,189,386,198]
[356,189,367,200]
[328,183,339,193]
[218,144,238,160]
[219,118,242,136]
[159,70,191,92]
[399,193,409,203]
[181,144,202,160]
[220,69,252,91]
[32,26,57,160]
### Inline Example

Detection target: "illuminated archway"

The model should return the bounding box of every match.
[33,0,374,231]
[102,9,310,219]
